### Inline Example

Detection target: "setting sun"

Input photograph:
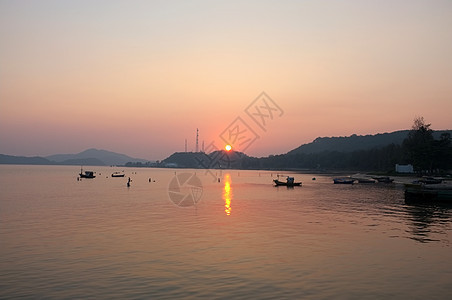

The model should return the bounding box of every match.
[225,144,232,151]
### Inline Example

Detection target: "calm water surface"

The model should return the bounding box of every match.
[1,165,451,299]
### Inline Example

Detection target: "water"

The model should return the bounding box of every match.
[1,165,451,299]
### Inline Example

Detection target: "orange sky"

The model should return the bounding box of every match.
[1,0,451,160]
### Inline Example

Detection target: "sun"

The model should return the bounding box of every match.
[225,144,232,151]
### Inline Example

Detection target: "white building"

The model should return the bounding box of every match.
[395,164,414,173]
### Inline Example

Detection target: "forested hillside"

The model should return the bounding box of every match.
[287,130,452,155]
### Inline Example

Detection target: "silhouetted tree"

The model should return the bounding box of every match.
[403,117,433,172]
[432,133,452,171]
[402,117,452,173]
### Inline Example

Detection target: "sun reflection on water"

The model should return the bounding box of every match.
[223,173,232,216]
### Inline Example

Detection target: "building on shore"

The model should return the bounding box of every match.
[396,164,414,173]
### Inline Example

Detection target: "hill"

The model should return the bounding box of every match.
[156,129,451,172]
[46,148,148,166]
[161,151,248,169]
[56,158,106,166]
[287,130,452,154]
[0,154,54,165]
[1,149,149,166]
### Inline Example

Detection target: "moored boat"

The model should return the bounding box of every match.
[79,169,95,178]
[111,172,125,177]
[416,177,443,184]
[273,176,302,187]
[357,178,376,183]
[372,176,394,183]
[333,178,355,184]
[351,173,375,183]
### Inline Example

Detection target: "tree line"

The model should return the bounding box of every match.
[125,117,451,174]
[241,117,451,174]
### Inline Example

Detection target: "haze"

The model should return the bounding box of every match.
[1,0,451,160]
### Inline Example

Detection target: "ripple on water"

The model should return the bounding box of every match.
[1,166,451,299]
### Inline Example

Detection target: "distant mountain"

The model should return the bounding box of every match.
[0,154,54,165]
[46,148,148,166]
[287,130,452,155]
[57,158,106,166]
[162,152,210,168]
[0,148,149,166]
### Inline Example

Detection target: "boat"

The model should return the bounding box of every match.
[416,177,443,184]
[333,178,355,184]
[273,176,302,187]
[405,183,452,203]
[79,168,96,179]
[111,172,125,178]
[350,173,375,183]
[357,178,376,183]
[372,176,394,183]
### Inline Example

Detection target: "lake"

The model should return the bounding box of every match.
[1,165,451,299]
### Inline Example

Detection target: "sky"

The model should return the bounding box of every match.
[1,0,451,160]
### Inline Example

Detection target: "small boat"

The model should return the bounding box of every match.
[333,178,355,184]
[79,168,96,179]
[111,172,125,178]
[416,177,443,184]
[350,173,375,183]
[372,176,394,183]
[273,176,302,187]
[357,178,376,183]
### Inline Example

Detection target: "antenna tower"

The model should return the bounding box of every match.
[196,128,199,152]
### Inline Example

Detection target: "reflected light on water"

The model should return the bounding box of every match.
[223,173,232,216]
[1,166,452,299]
